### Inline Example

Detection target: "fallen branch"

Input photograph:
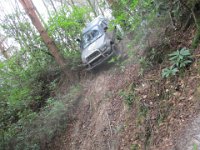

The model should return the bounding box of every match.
[182,13,193,31]
[107,141,111,150]
[106,111,113,137]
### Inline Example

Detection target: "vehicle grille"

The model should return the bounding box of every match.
[86,51,100,61]
[90,55,104,67]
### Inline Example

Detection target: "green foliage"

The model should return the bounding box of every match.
[108,54,121,64]
[139,57,149,69]
[169,48,192,68]
[120,83,136,107]
[65,50,82,70]
[48,6,91,52]
[0,3,94,149]
[193,143,198,150]
[48,6,90,33]
[120,90,136,107]
[0,31,63,149]
[162,66,179,78]
[110,0,156,32]
[137,101,149,119]
[130,144,140,150]
[0,54,53,149]
[139,56,151,76]
[2,0,196,149]
[0,83,82,150]
[1,13,54,72]
[162,48,192,78]
[46,5,92,70]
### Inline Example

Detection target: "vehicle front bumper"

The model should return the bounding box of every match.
[85,46,114,70]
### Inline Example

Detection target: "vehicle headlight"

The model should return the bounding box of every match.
[100,45,107,52]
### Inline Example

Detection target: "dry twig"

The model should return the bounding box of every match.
[106,111,113,137]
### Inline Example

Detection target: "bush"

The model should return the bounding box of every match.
[169,48,192,68]
[0,85,82,150]
[162,66,179,78]
[162,48,192,78]
[120,83,137,107]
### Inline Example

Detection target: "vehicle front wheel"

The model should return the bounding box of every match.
[112,43,121,55]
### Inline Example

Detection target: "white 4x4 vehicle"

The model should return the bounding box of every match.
[77,16,116,70]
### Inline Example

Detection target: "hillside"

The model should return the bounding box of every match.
[1,1,200,150]
[49,25,200,150]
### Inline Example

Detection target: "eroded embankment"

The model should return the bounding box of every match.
[56,64,140,150]
[51,27,200,150]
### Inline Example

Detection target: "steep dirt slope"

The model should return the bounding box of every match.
[53,60,200,150]
[55,64,140,150]
[176,115,200,150]
[51,27,200,150]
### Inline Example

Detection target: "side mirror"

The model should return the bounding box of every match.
[76,38,81,43]
[104,27,108,32]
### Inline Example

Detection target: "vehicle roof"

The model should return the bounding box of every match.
[82,16,107,34]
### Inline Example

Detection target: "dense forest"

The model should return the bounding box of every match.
[0,0,200,150]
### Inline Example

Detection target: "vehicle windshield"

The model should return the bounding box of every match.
[82,26,102,49]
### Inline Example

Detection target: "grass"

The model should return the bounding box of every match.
[130,144,140,150]
[193,143,198,150]
[136,100,149,126]
[120,83,137,108]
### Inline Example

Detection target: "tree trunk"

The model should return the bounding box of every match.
[30,0,47,27]
[96,0,105,16]
[70,0,75,6]
[0,42,9,59]
[86,0,97,17]
[19,0,67,74]
[42,0,51,18]
[49,0,57,13]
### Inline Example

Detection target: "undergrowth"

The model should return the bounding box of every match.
[1,84,82,150]
[162,47,192,78]
[120,83,137,108]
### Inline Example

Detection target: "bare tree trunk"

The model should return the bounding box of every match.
[106,0,113,6]
[30,0,47,27]
[96,0,105,16]
[42,0,51,18]
[42,0,70,51]
[179,0,199,29]
[0,42,9,59]
[19,0,67,74]
[70,0,75,6]
[86,0,97,17]
[49,0,57,13]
